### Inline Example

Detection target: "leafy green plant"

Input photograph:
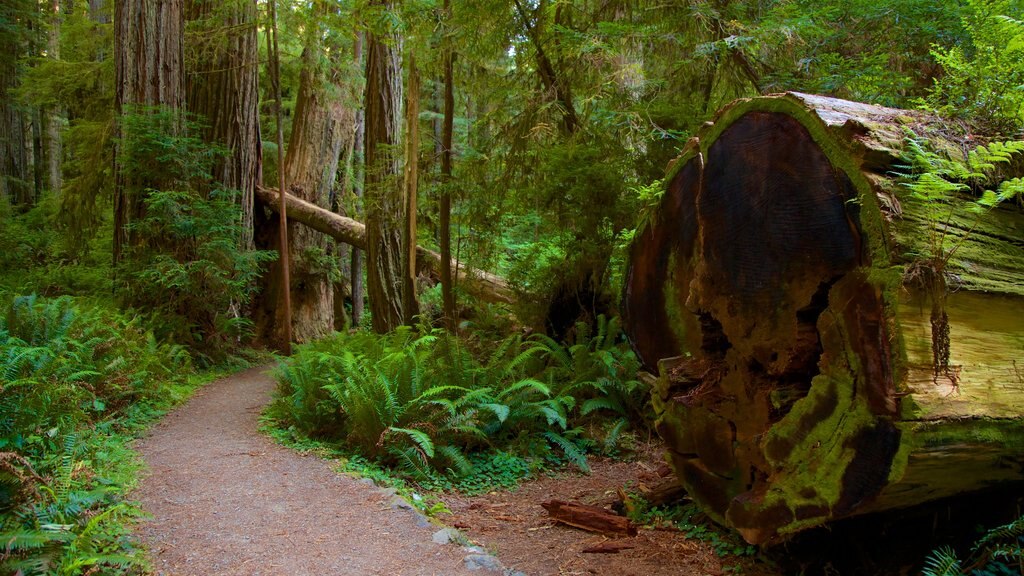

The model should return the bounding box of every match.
[115,108,275,362]
[922,0,1024,134]
[923,515,1024,576]
[0,292,210,575]
[267,315,647,486]
[897,135,1024,382]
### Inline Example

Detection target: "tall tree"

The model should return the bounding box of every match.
[364,0,406,333]
[0,0,34,205]
[402,53,420,324]
[112,0,184,262]
[438,0,456,330]
[43,0,63,195]
[255,1,358,344]
[184,0,262,248]
[350,34,367,328]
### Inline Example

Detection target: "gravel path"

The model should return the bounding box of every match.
[134,366,477,576]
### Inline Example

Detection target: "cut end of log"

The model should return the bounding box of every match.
[624,92,1024,545]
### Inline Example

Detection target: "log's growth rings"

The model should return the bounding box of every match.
[623,93,1024,544]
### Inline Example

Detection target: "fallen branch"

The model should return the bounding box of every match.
[255,186,514,305]
[541,499,638,536]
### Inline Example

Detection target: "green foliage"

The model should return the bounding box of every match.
[923,0,1024,134]
[115,109,276,361]
[626,496,757,560]
[267,316,646,487]
[898,134,1024,263]
[0,293,210,575]
[922,515,1024,576]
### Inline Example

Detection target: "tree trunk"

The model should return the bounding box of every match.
[113,0,184,262]
[253,5,357,344]
[184,0,261,249]
[439,0,456,331]
[402,53,421,324]
[45,0,63,195]
[351,107,366,327]
[623,92,1024,545]
[364,1,406,333]
[254,185,514,306]
[0,0,33,206]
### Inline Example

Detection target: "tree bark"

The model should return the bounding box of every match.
[439,0,456,331]
[402,53,421,324]
[0,0,33,205]
[623,92,1024,545]
[364,1,406,333]
[351,107,366,326]
[184,0,261,248]
[254,185,514,306]
[113,0,185,262]
[541,500,638,536]
[45,0,63,196]
[253,2,357,344]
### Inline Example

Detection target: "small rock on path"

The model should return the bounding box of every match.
[134,366,478,576]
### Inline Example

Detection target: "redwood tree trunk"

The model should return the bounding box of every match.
[113,0,184,262]
[364,1,406,333]
[184,0,261,248]
[623,92,1024,545]
[0,1,33,205]
[439,0,456,330]
[254,5,357,344]
[402,53,421,324]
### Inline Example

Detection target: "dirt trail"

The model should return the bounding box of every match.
[134,366,477,576]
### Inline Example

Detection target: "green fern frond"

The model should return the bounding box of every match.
[435,445,474,477]
[542,431,590,473]
[581,397,625,416]
[922,546,962,576]
[387,427,435,459]
[499,378,551,400]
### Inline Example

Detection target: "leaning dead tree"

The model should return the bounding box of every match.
[254,186,514,306]
[622,92,1024,545]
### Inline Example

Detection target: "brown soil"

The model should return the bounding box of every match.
[444,446,775,576]
[133,367,476,576]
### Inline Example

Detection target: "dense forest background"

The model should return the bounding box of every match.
[1,0,1023,573]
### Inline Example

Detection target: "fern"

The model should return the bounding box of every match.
[542,431,590,473]
[922,546,963,576]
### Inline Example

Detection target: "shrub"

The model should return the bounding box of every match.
[267,315,648,484]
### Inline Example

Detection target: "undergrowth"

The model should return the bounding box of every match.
[265,315,648,491]
[0,293,239,575]
[923,515,1024,576]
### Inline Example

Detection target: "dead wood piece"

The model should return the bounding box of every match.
[623,91,1024,545]
[640,477,688,508]
[541,499,638,536]
[255,185,514,304]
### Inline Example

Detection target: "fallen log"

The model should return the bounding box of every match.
[622,92,1024,545]
[541,499,639,536]
[639,477,688,508]
[255,185,514,305]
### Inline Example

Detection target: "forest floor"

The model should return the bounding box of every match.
[444,449,773,576]
[132,366,477,576]
[132,366,774,576]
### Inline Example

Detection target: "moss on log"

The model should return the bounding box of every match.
[623,92,1024,545]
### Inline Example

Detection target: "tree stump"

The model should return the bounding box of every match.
[622,92,1024,545]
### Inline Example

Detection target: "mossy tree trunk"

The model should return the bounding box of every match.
[623,92,1024,545]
